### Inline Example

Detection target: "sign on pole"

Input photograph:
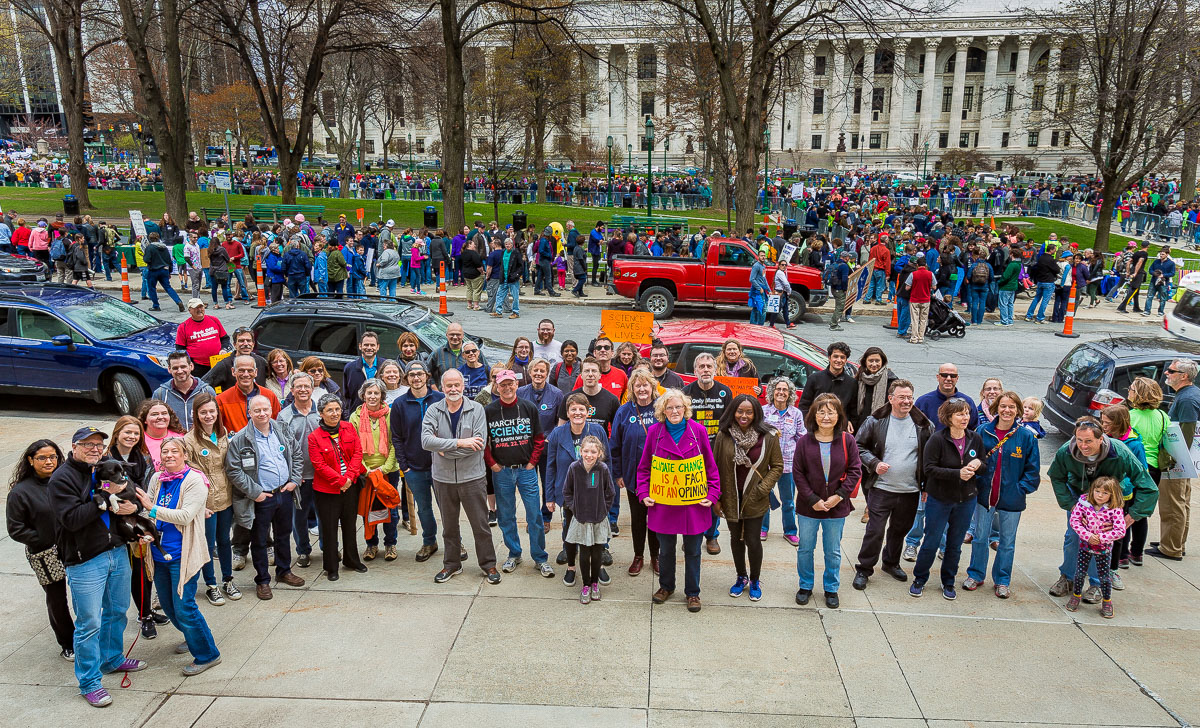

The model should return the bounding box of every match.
[779,243,797,264]
[129,210,147,239]
[214,170,232,191]
[844,259,874,312]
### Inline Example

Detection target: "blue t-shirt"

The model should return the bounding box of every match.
[459,363,490,399]
[152,472,186,563]
[1169,383,1200,424]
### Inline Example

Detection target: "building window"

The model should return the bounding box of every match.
[814,56,826,76]
[637,49,657,79]
[1032,85,1045,111]
[872,87,885,112]
[639,135,651,151]
[1009,53,1018,72]
[851,134,859,150]
[813,89,824,114]
[416,138,426,153]
[1027,130,1039,147]
[918,54,925,73]
[1001,131,1010,148]
[1005,86,1015,112]
[475,137,487,152]
[959,132,970,148]
[938,131,949,148]
[941,86,953,113]
[915,90,922,113]
[811,134,822,150]
[1068,84,1078,112]
[853,87,862,114]
[1050,130,1060,147]
[962,86,974,111]
[363,140,376,155]
[1055,83,1065,112]
[869,133,882,149]
[322,89,336,125]
[641,92,655,117]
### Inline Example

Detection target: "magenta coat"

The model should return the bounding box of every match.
[636,420,721,536]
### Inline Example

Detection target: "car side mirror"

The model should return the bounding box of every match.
[51,334,74,349]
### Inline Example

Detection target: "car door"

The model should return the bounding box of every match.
[303,319,362,386]
[0,307,15,386]
[708,242,756,303]
[8,306,97,392]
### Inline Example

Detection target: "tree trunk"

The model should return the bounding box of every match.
[278,147,300,203]
[534,116,547,204]
[49,0,91,210]
[1093,181,1119,255]
[440,0,467,235]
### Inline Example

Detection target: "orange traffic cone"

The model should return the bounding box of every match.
[883,299,898,330]
[255,258,267,308]
[438,261,449,315]
[1056,280,1080,339]
[120,254,132,304]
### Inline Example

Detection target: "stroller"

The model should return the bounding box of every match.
[925,292,967,340]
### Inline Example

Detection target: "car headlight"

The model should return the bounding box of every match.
[0,267,19,273]
[146,355,170,369]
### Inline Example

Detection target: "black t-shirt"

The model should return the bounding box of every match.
[683,380,732,439]
[1129,250,1149,278]
[653,369,685,390]
[461,247,484,279]
[557,388,620,432]
[484,397,543,466]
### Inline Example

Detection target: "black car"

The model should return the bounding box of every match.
[0,252,50,283]
[1043,336,1200,433]
[251,296,510,386]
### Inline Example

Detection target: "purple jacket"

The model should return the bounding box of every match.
[792,431,861,520]
[637,420,721,535]
[451,233,467,257]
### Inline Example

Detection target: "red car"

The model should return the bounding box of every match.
[641,320,840,404]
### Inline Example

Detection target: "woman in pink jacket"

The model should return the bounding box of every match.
[637,389,720,613]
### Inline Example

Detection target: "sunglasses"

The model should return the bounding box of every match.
[938,373,959,379]
[1167,368,1180,375]
[594,345,612,351]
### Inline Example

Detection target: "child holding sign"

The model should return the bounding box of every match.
[564,436,616,604]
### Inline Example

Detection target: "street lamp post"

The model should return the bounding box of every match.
[761,127,770,213]
[606,135,614,207]
[407,133,413,174]
[859,134,865,167]
[646,117,655,218]
[922,141,930,180]
[100,133,106,164]
[356,139,362,175]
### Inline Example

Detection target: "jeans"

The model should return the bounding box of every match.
[379,277,398,298]
[536,260,554,293]
[855,488,920,576]
[403,469,438,546]
[251,488,294,585]
[64,546,131,694]
[233,268,249,300]
[912,496,974,589]
[365,506,399,547]
[896,296,911,336]
[761,473,797,537]
[967,285,988,324]
[866,270,887,303]
[146,268,182,308]
[484,278,501,312]
[287,276,307,298]
[202,506,234,585]
[152,559,220,665]
[905,496,948,550]
[1024,281,1054,321]
[493,466,548,563]
[496,281,520,315]
[966,504,1022,586]
[292,479,320,555]
[796,515,846,593]
[658,533,703,597]
[704,512,721,540]
[997,289,1015,324]
[1148,283,1171,315]
[329,279,345,297]
[210,277,233,305]
[1059,515,1101,587]
[572,273,586,296]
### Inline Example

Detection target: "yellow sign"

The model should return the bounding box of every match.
[600,309,654,345]
[649,454,708,506]
[716,376,759,400]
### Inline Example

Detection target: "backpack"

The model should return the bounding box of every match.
[49,234,66,261]
[970,261,990,285]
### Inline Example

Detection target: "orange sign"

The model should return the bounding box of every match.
[716,376,759,399]
[600,309,654,345]
[355,208,365,222]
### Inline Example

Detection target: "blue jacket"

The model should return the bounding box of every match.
[545,422,609,505]
[264,252,285,283]
[975,420,1041,512]
[537,235,554,260]
[283,248,310,278]
[351,251,368,281]
[389,389,445,472]
[313,251,328,283]
[916,388,979,431]
[517,383,564,434]
[609,400,657,492]
[1114,431,1148,498]
[829,261,850,291]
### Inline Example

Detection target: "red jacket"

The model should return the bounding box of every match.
[868,242,891,275]
[308,423,365,494]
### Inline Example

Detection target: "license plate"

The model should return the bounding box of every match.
[1060,384,1074,399]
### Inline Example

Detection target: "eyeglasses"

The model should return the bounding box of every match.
[76,442,105,451]
[938,373,959,379]
[1166,368,1180,375]
[32,454,59,462]
[594,345,612,351]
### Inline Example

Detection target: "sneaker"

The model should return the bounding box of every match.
[795,588,812,605]
[308,526,319,536]
[501,556,522,573]
[1049,574,1072,597]
[590,583,601,601]
[182,656,222,676]
[748,580,763,601]
[611,524,620,536]
[556,549,568,565]
[140,618,157,640]
[485,568,502,585]
[222,580,242,600]
[686,596,702,613]
[784,534,799,546]
[844,317,856,323]
[563,569,577,587]
[205,586,226,606]
[580,586,591,604]
[434,566,462,583]
[112,658,148,673]
[268,547,275,566]
[1065,593,1081,611]
[1110,573,1125,591]
[829,325,845,331]
[363,545,378,561]
[1101,600,1114,619]
[60,648,74,662]
[937,550,945,560]
[385,546,398,561]
[729,575,749,597]
[1082,585,1103,604]
[84,688,113,708]
[598,568,611,585]
[994,584,1010,599]
[175,642,190,654]
[232,553,247,571]
[1129,554,1143,566]
[488,510,498,527]
[759,529,768,541]
[601,549,613,566]
[909,582,924,598]
[1118,558,1130,569]
[942,585,957,601]
[539,562,555,578]
[509,313,520,319]
[902,545,918,562]
[962,577,982,591]
[415,544,439,562]
[296,554,311,568]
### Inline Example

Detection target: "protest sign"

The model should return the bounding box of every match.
[715,376,759,399]
[845,259,874,311]
[779,243,797,264]
[601,309,654,344]
[1163,422,1200,479]
[648,454,709,505]
[129,210,147,239]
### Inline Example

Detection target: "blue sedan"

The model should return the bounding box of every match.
[0,284,175,414]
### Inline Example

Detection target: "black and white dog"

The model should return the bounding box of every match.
[93,459,166,558]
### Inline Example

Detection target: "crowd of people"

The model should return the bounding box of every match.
[7,303,1198,707]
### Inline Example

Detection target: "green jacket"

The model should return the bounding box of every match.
[1047,436,1158,520]
[327,248,347,282]
[998,260,1021,291]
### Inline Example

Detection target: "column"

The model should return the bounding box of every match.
[626,45,638,152]
[1040,43,1062,150]
[920,37,939,144]
[947,37,971,149]
[798,50,813,152]
[654,44,667,151]
[978,35,1002,149]
[596,46,610,148]
[826,48,847,152]
[887,38,909,151]
[858,40,876,158]
[1013,36,1033,150]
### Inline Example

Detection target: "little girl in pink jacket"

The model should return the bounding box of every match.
[1066,476,1126,618]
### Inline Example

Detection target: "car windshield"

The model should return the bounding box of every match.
[1059,345,1112,388]
[781,332,829,368]
[57,295,159,340]
[395,306,450,348]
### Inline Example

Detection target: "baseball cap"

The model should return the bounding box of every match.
[386,219,395,228]
[494,369,518,385]
[1059,250,1073,259]
[72,426,108,444]
[187,297,205,309]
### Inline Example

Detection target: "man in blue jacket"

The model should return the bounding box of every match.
[389,362,448,563]
[282,236,311,298]
[534,226,559,297]
[827,251,852,331]
[588,221,604,285]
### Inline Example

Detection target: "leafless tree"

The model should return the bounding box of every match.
[894,131,938,175]
[467,49,525,221]
[316,51,374,197]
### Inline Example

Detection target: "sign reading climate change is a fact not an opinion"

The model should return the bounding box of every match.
[648,454,708,506]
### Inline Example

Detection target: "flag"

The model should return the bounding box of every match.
[990,216,996,231]
[355,208,364,222]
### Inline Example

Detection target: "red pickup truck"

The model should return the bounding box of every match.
[609,237,828,320]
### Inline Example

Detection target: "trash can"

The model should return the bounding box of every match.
[423,206,438,228]
[512,210,527,231]
[63,194,79,216]
[512,193,523,205]
[622,194,633,208]
[374,190,385,200]
[782,218,797,239]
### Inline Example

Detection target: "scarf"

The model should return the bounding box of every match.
[665,419,687,443]
[357,404,389,455]
[159,467,191,481]
[857,369,889,418]
[731,427,761,466]
[320,421,341,436]
[514,354,529,366]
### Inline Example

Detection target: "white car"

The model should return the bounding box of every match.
[1165,285,1200,342]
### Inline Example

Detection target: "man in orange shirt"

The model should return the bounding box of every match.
[215,355,281,431]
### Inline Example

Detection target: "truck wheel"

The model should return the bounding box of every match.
[639,286,676,319]
[787,294,807,322]
[109,373,146,416]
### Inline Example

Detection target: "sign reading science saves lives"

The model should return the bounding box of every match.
[648,454,708,506]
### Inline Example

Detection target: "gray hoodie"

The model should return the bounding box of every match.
[420,396,488,483]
